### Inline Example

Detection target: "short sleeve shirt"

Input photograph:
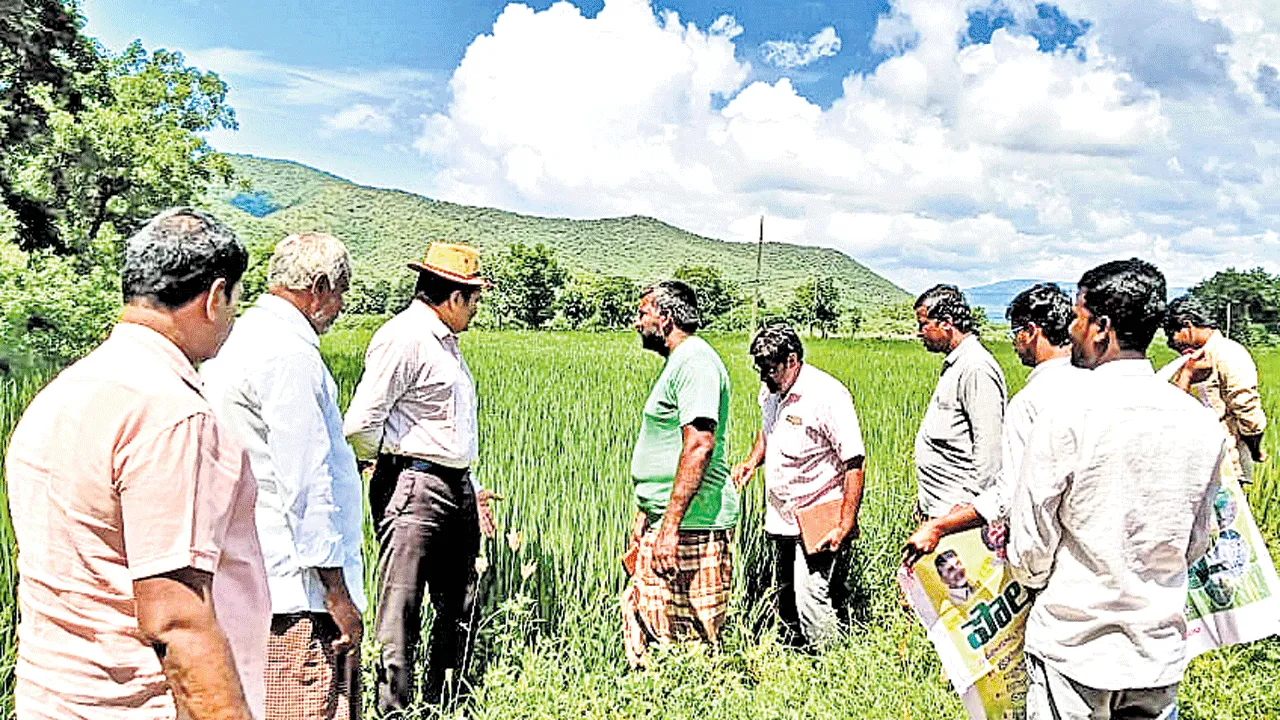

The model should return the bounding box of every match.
[630,336,739,530]
[5,324,270,719]
[759,364,865,536]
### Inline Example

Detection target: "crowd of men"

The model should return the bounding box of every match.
[3,207,1269,720]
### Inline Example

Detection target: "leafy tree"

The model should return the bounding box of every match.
[1188,267,1280,344]
[0,0,102,251]
[11,41,238,253]
[487,242,567,329]
[787,277,842,337]
[673,264,741,326]
[593,274,637,329]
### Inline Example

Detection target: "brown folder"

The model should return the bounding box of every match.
[621,542,640,576]
[796,497,843,555]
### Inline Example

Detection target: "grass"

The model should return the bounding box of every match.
[1,327,1278,718]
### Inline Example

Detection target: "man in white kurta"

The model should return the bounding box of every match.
[1008,259,1224,720]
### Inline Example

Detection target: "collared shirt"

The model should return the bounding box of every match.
[1194,331,1266,480]
[914,335,1007,517]
[1007,359,1224,691]
[201,294,367,616]
[343,301,482,487]
[971,356,1083,523]
[5,323,269,719]
[758,363,865,536]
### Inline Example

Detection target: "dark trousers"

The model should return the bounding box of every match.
[771,535,841,648]
[370,456,479,715]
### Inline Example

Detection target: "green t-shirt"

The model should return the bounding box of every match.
[630,336,739,530]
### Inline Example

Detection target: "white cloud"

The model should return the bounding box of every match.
[410,0,1280,290]
[761,26,842,69]
[324,104,394,134]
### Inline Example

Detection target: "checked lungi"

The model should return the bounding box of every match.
[621,527,733,667]
[264,613,360,720]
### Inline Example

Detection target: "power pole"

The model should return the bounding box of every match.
[751,215,763,333]
[1227,301,1233,338]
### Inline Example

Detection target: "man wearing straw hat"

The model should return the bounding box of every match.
[344,242,498,713]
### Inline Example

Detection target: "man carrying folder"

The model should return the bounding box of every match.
[731,323,866,648]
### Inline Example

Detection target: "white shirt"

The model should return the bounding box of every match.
[759,364,865,536]
[201,294,367,615]
[1007,359,1224,690]
[343,301,481,487]
[971,356,1084,523]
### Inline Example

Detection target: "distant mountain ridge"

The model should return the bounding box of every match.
[965,279,1187,319]
[213,155,909,308]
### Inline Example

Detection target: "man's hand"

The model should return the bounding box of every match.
[651,526,680,577]
[1176,348,1213,388]
[902,519,943,567]
[318,568,362,657]
[814,523,860,553]
[477,489,501,538]
[630,510,649,547]
[730,461,756,490]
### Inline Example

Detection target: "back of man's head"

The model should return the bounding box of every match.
[1077,258,1166,353]
[1008,283,1073,347]
[750,322,804,366]
[643,280,701,333]
[123,208,247,308]
[915,284,977,334]
[268,232,351,293]
[1164,295,1218,335]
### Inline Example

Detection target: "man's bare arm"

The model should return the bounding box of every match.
[652,419,717,576]
[902,503,984,567]
[134,568,252,720]
[816,456,866,552]
[731,430,766,488]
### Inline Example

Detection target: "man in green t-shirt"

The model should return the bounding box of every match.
[622,280,739,667]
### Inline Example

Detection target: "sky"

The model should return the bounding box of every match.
[82,0,1280,292]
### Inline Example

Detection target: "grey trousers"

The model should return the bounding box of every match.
[371,458,479,715]
[1026,653,1179,720]
[771,535,840,647]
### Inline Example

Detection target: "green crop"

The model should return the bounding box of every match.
[1,328,1277,719]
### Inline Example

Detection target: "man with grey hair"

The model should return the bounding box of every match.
[622,280,739,666]
[202,232,365,720]
[6,207,269,719]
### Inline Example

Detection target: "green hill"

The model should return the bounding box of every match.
[214,155,908,308]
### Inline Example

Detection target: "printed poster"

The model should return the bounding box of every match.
[900,470,1280,720]
[1185,469,1280,656]
[898,525,1029,720]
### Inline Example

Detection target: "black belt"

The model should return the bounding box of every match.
[381,453,469,483]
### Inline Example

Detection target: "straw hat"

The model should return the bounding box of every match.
[407,242,491,286]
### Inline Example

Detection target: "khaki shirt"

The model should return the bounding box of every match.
[1192,331,1267,480]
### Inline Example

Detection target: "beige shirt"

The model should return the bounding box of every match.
[1193,331,1266,480]
[343,301,479,475]
[758,364,865,536]
[1008,359,1223,690]
[5,323,269,719]
[914,336,1007,517]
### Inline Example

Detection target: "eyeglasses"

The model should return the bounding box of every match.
[1006,324,1029,341]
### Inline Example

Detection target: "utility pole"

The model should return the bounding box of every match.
[1227,301,1233,339]
[751,215,763,333]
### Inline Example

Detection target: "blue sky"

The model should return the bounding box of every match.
[82,0,1280,291]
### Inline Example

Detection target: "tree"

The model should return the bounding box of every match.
[487,243,567,329]
[1188,267,1280,344]
[673,264,741,327]
[0,0,102,251]
[593,274,638,329]
[787,277,841,337]
[12,41,238,253]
